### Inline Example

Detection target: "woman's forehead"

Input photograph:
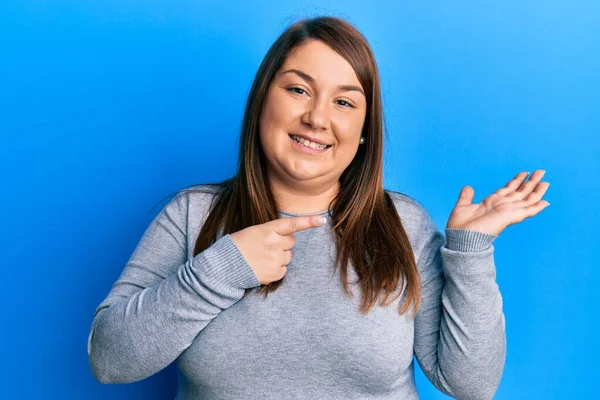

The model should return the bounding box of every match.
[278,42,364,92]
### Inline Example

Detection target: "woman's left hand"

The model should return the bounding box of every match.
[446,169,551,236]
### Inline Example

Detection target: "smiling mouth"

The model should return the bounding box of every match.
[288,134,332,149]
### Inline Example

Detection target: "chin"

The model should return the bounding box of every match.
[283,165,323,181]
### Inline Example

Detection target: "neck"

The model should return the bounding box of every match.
[269,177,340,215]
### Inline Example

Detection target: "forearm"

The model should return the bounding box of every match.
[88,234,260,383]
[429,229,506,399]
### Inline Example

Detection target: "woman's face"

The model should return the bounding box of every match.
[259,39,367,190]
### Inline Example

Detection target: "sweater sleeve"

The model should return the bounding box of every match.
[412,207,506,400]
[87,191,261,384]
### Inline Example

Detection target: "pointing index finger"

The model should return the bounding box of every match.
[270,215,327,236]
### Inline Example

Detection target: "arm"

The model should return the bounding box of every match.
[413,206,506,400]
[87,191,260,384]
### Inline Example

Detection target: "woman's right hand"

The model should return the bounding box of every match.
[229,215,327,285]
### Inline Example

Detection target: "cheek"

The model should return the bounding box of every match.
[259,101,290,156]
[332,143,359,166]
[262,94,295,130]
[342,113,366,136]
[334,124,362,149]
[259,101,276,137]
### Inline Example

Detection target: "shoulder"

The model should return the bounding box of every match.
[384,189,440,244]
[385,189,433,226]
[175,183,221,203]
[152,183,222,226]
[171,183,223,217]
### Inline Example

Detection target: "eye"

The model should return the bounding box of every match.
[336,99,355,108]
[287,86,355,109]
[287,87,307,96]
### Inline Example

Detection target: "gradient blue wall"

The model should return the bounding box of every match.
[1,1,597,398]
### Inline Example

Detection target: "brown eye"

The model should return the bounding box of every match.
[337,100,354,108]
[287,87,307,95]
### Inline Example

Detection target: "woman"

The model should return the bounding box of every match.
[87,16,550,399]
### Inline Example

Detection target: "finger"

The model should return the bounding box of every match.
[282,249,292,266]
[497,171,530,195]
[521,199,550,218]
[281,235,296,250]
[456,186,475,206]
[523,181,550,204]
[517,169,546,192]
[513,181,551,207]
[270,215,327,236]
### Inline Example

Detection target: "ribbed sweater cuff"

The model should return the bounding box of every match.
[192,233,261,290]
[445,228,497,252]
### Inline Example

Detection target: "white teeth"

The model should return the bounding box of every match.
[291,135,328,150]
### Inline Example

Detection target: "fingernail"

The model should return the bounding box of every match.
[316,216,327,225]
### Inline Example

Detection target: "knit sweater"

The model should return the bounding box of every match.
[87,184,506,399]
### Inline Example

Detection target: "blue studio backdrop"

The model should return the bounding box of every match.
[1,1,598,399]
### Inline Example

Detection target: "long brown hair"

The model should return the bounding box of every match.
[163,16,421,318]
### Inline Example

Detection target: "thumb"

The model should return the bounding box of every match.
[270,215,327,236]
[456,185,475,206]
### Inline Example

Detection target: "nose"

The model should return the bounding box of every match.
[301,97,330,131]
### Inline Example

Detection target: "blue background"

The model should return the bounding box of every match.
[1,1,598,398]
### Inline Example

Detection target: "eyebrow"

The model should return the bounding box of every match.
[280,68,365,96]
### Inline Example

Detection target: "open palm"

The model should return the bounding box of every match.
[446,169,551,236]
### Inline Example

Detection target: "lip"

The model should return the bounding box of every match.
[289,134,331,154]
[288,133,332,146]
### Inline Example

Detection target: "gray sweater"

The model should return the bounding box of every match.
[87,185,506,399]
